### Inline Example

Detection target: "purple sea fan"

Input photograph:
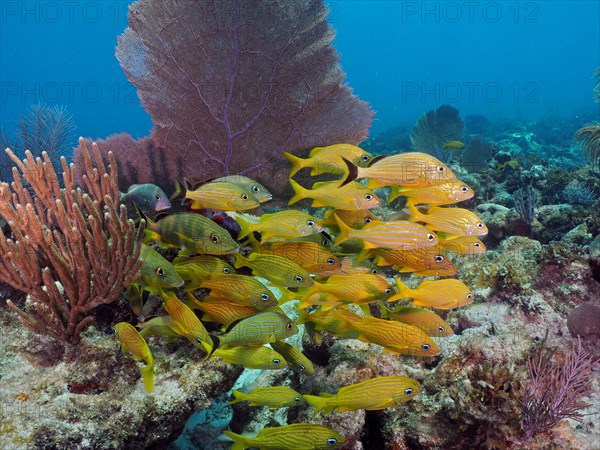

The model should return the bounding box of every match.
[112,0,373,195]
[520,337,597,439]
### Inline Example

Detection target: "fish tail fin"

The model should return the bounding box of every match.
[141,363,155,394]
[288,178,307,205]
[283,152,306,178]
[232,253,247,269]
[222,430,252,450]
[303,394,330,416]
[405,199,423,222]
[387,186,402,203]
[235,215,253,240]
[340,158,358,186]
[170,176,190,201]
[133,204,157,243]
[333,214,352,246]
[204,335,220,359]
[387,277,410,302]
[230,389,245,405]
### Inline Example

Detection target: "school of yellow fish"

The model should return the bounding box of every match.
[112,144,487,449]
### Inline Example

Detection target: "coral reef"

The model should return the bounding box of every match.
[0,308,241,449]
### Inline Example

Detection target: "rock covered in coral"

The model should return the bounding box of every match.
[0,308,241,450]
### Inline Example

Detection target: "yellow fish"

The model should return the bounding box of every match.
[162,291,216,357]
[270,341,315,375]
[172,254,236,291]
[140,209,239,256]
[299,274,395,308]
[381,305,454,337]
[343,152,457,189]
[442,140,465,150]
[297,309,360,341]
[233,210,323,241]
[200,274,278,310]
[322,208,379,229]
[137,316,180,341]
[438,235,486,254]
[189,296,259,328]
[313,256,385,279]
[289,179,381,210]
[266,241,341,274]
[388,180,474,205]
[223,423,345,450]
[406,201,488,239]
[213,345,288,370]
[334,215,438,252]
[230,386,306,409]
[185,181,260,211]
[333,311,439,356]
[215,311,298,349]
[389,278,473,309]
[304,375,420,415]
[371,247,457,277]
[234,252,313,288]
[285,143,372,177]
[113,322,155,393]
[138,244,185,290]
[210,175,272,203]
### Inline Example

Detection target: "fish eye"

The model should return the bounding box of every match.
[156,267,165,276]
[322,239,329,246]
[372,269,378,274]
[298,364,305,372]
[252,186,259,192]
[460,186,468,192]
[365,217,373,223]
[437,166,445,172]
[361,155,369,161]
[365,194,373,200]
[404,388,413,395]
[438,326,445,332]
[422,344,431,351]
[260,293,270,301]
[294,397,302,402]
[434,255,444,263]
[467,293,473,299]
[476,222,484,228]
[427,234,436,241]
[286,322,293,330]
[241,194,249,200]
[474,243,481,248]
[155,195,161,200]
[327,258,335,265]
[196,337,203,345]
[223,267,230,273]
[294,275,304,282]
[273,358,281,365]
[327,438,338,446]
[307,220,315,227]
[384,288,392,294]
[211,234,220,243]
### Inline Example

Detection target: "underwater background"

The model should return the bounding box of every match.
[1,1,598,139]
[1,1,600,449]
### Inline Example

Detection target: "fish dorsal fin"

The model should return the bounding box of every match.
[367,154,387,166]
[319,392,335,398]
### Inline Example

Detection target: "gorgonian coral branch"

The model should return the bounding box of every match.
[521,337,597,439]
[0,138,144,344]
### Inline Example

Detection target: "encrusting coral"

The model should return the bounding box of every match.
[0,138,144,343]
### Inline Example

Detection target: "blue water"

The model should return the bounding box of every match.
[1,0,598,143]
